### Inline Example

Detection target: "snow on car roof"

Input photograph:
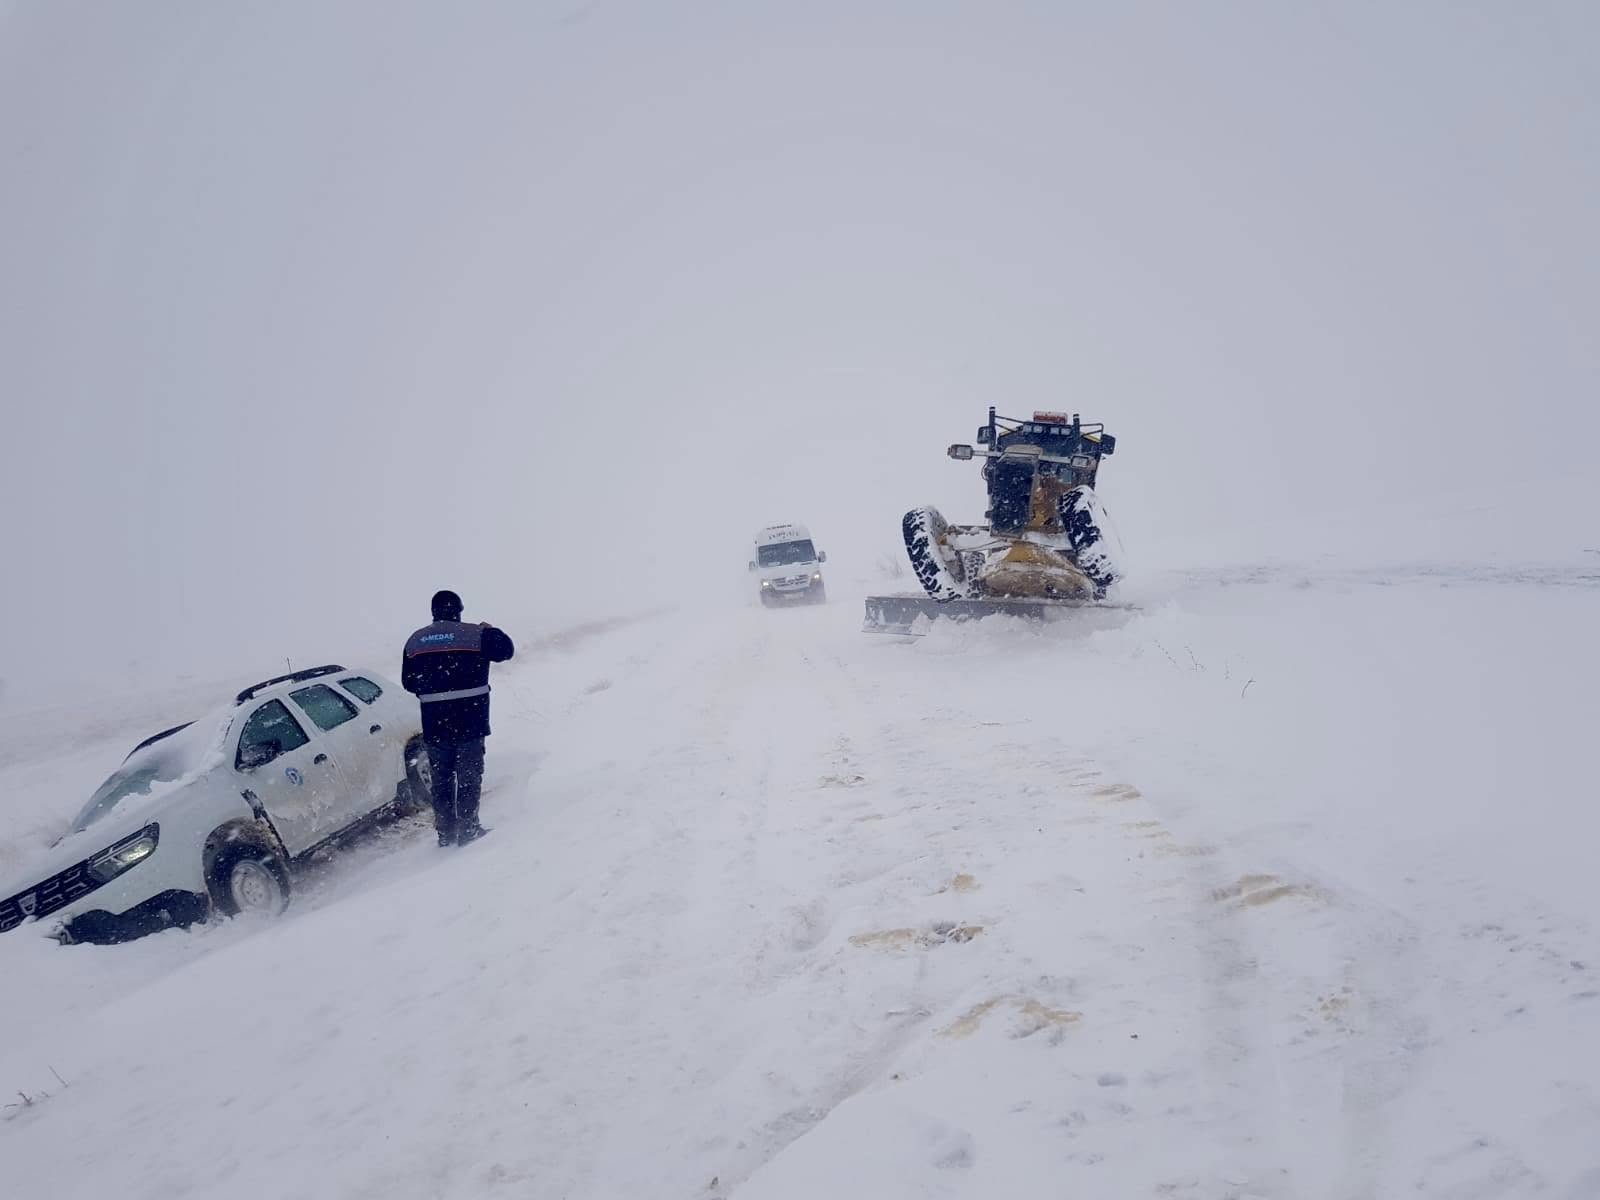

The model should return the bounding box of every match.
[235,663,346,705]
[754,524,811,545]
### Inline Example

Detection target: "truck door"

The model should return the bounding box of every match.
[289,682,391,821]
[232,698,351,857]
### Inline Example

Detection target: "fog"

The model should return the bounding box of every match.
[3,1,1597,702]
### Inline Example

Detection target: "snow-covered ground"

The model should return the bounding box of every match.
[2,533,1597,1199]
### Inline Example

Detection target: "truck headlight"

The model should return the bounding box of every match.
[87,824,160,884]
[812,573,822,581]
[760,579,772,588]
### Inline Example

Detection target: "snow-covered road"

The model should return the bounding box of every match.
[2,565,1597,1199]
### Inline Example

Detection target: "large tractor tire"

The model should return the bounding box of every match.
[1060,485,1122,597]
[903,506,968,602]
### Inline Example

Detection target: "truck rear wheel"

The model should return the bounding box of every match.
[1059,485,1121,597]
[395,738,432,817]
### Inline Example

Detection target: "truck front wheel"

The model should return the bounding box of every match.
[208,842,291,919]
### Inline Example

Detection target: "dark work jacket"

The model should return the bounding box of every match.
[401,620,515,743]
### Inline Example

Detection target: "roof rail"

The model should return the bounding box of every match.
[235,664,346,706]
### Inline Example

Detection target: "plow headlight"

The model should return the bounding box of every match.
[947,444,975,460]
[87,824,160,884]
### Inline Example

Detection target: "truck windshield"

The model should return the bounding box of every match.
[73,764,167,832]
[758,540,817,567]
[70,720,211,832]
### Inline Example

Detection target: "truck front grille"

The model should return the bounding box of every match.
[0,859,105,934]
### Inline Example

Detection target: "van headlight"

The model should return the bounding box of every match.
[87,824,160,884]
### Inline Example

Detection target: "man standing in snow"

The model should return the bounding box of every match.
[402,589,516,847]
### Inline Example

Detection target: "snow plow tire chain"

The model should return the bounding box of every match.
[1060,485,1119,598]
[902,506,968,602]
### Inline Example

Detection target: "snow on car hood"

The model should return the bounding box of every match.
[72,712,231,832]
[0,711,234,893]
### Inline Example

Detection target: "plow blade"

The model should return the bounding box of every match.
[863,593,1097,633]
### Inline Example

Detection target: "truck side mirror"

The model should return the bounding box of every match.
[818,551,827,563]
[748,561,757,571]
[237,740,280,771]
[947,444,975,460]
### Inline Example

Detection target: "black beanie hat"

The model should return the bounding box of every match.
[431,590,464,621]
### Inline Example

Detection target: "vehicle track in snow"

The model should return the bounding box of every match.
[717,606,1304,1197]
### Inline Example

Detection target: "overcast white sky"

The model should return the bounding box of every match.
[2,1,1597,701]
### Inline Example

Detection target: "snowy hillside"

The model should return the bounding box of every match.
[2,529,1596,1199]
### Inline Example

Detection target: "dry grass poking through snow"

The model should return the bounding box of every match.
[941,996,1082,1039]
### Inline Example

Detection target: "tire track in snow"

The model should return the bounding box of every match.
[567,609,884,1191]
[722,622,1174,1192]
[1139,796,1436,1198]
[710,622,956,1191]
[733,619,1331,1197]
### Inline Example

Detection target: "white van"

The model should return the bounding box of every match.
[750,524,827,606]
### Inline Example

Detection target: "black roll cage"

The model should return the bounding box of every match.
[975,407,1116,458]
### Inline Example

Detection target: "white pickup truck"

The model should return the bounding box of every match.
[0,664,428,945]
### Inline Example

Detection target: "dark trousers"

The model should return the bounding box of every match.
[425,738,486,839]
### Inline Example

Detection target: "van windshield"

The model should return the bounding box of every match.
[758,540,816,567]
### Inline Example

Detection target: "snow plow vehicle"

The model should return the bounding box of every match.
[865,408,1121,631]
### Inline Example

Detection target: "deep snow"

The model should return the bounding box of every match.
[1,530,1597,1199]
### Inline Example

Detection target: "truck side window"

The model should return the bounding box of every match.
[338,676,383,704]
[290,684,359,732]
[236,700,310,769]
